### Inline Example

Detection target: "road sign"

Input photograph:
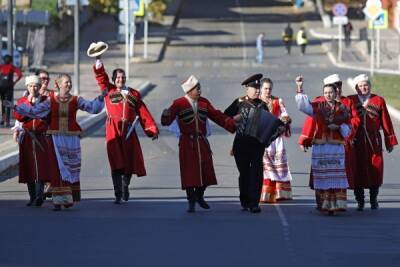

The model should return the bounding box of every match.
[363,0,383,21]
[368,10,388,29]
[134,0,145,17]
[132,0,140,11]
[65,0,89,5]
[333,16,348,25]
[332,3,348,17]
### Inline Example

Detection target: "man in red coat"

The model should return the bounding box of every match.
[93,56,159,204]
[348,74,398,210]
[0,54,22,126]
[161,75,236,212]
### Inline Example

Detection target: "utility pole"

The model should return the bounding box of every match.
[125,0,130,81]
[7,0,13,57]
[74,0,80,95]
[144,0,149,59]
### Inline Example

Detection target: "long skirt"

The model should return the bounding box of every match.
[311,144,348,213]
[260,136,293,203]
[50,134,81,207]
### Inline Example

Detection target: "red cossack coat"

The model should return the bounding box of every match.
[161,97,236,189]
[298,96,360,189]
[93,65,159,176]
[347,94,398,188]
[13,96,59,184]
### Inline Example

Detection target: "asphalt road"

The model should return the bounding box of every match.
[1,0,400,266]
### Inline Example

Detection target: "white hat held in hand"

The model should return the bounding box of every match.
[323,74,341,85]
[181,75,199,93]
[25,75,40,86]
[87,41,109,57]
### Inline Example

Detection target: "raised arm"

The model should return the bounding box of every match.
[78,95,105,114]
[93,59,111,92]
[294,75,314,116]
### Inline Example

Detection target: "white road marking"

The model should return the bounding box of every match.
[274,204,289,227]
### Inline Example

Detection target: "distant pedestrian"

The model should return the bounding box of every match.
[282,23,294,54]
[256,32,265,64]
[161,75,236,213]
[343,22,353,48]
[296,27,308,55]
[0,54,22,127]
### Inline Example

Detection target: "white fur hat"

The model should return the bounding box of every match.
[181,75,199,93]
[323,74,341,85]
[353,74,369,88]
[87,41,109,57]
[25,75,40,86]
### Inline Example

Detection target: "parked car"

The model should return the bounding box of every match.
[0,37,22,68]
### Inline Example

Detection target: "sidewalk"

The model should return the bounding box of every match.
[0,0,184,175]
[306,6,400,74]
[297,3,400,122]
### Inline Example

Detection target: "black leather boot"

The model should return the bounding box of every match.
[196,186,210,209]
[122,174,132,201]
[111,172,123,204]
[26,183,36,206]
[35,182,45,206]
[186,188,196,213]
[370,187,379,210]
[354,188,365,211]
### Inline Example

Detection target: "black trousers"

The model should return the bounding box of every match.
[354,186,379,203]
[284,40,292,54]
[186,186,206,202]
[0,86,13,124]
[233,136,265,208]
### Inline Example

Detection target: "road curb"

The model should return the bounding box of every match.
[0,81,153,174]
[320,43,400,75]
[346,78,400,122]
[309,6,400,76]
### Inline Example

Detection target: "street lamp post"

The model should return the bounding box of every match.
[7,0,13,57]
[74,0,80,95]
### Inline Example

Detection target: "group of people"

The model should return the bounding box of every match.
[281,24,308,55]
[3,43,398,215]
[296,73,397,214]
[256,24,308,63]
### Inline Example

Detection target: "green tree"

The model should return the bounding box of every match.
[89,0,119,15]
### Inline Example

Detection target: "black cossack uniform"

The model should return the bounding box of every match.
[224,96,269,209]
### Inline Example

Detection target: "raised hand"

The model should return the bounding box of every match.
[295,76,304,93]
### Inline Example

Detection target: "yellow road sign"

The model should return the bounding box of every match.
[134,0,145,17]
[368,10,388,29]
